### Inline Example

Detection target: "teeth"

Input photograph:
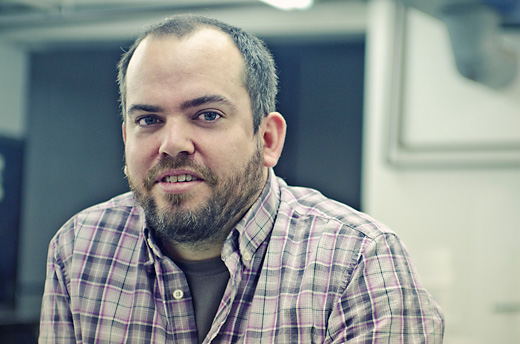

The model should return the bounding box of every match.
[163,174,197,183]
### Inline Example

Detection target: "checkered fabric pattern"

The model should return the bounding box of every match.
[40,170,444,343]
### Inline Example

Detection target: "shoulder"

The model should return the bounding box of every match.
[272,177,410,275]
[268,178,411,294]
[276,177,392,241]
[49,192,144,259]
[271,177,404,274]
[271,177,416,290]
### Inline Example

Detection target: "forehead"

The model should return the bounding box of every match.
[127,28,245,85]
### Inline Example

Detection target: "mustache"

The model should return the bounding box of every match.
[143,155,217,190]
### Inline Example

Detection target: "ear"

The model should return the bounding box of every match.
[261,112,286,168]
[122,122,127,143]
[122,123,128,177]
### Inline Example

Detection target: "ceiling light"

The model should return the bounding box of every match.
[259,0,314,10]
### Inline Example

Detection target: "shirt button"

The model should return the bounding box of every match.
[173,289,184,300]
[242,252,252,261]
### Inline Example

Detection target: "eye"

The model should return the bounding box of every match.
[197,111,222,122]
[136,115,162,127]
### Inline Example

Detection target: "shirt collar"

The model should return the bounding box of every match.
[222,168,281,263]
[142,227,162,266]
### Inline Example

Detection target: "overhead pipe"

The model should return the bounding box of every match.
[439,2,518,89]
[0,2,258,31]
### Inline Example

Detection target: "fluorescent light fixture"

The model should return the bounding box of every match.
[259,0,314,10]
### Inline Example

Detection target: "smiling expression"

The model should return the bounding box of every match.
[122,28,269,244]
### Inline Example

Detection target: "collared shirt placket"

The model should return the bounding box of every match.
[146,233,199,343]
[204,231,244,343]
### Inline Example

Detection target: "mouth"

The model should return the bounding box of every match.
[150,170,204,194]
[155,169,204,186]
[161,174,200,183]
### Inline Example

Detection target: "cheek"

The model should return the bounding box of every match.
[124,140,155,177]
[212,138,257,171]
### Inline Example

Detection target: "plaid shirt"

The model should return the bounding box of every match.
[40,170,444,343]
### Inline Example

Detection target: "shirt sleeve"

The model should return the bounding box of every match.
[326,233,445,343]
[39,237,76,343]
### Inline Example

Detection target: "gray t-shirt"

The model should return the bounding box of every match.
[175,257,230,343]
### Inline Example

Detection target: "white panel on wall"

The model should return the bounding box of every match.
[386,7,520,167]
[403,9,520,146]
[0,44,28,139]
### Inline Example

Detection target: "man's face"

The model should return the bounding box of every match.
[122,29,267,245]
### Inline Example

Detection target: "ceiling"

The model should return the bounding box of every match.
[0,0,368,48]
[1,0,517,88]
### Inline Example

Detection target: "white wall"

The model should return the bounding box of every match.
[364,1,520,343]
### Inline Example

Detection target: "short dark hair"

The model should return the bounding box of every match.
[117,15,278,133]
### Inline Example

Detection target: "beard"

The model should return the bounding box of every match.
[127,146,265,247]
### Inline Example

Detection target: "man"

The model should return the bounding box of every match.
[39,15,444,343]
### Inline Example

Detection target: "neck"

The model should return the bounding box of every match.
[163,239,225,261]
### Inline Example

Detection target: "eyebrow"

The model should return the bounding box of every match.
[127,95,235,117]
[127,104,163,117]
[180,95,235,111]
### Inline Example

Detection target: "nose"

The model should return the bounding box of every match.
[158,120,195,157]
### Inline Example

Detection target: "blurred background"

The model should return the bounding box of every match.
[0,0,519,342]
